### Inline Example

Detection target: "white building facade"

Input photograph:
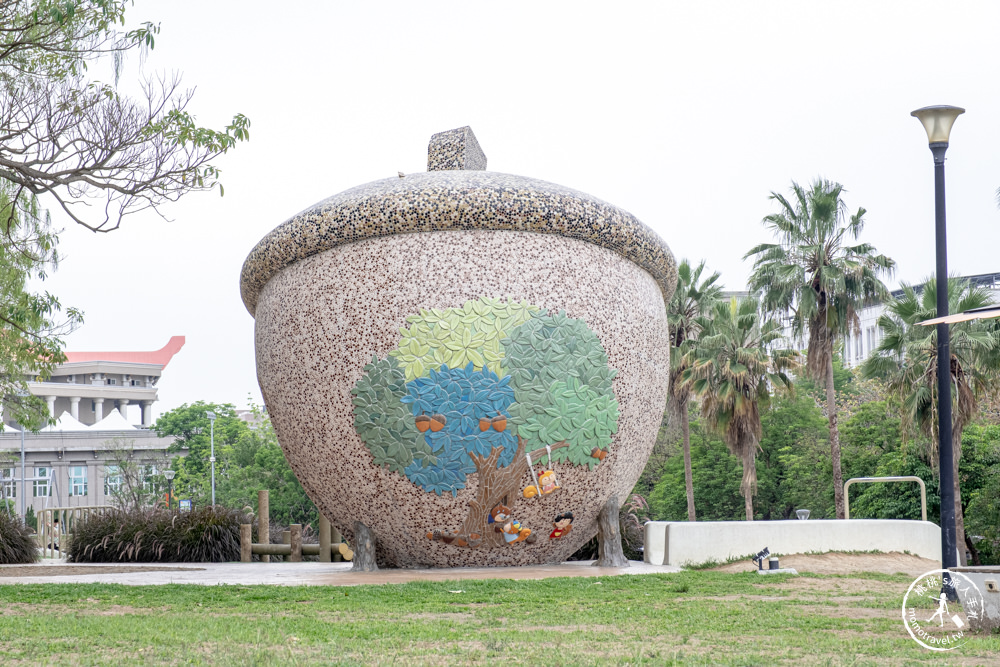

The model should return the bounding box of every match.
[0,337,184,516]
[781,272,1000,368]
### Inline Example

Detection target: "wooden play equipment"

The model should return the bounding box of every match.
[239,489,352,563]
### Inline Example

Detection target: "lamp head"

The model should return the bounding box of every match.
[163,469,176,480]
[911,105,965,145]
[205,410,216,421]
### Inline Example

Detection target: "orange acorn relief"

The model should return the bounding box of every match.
[429,414,447,432]
[415,415,431,432]
[479,418,491,432]
[491,415,507,432]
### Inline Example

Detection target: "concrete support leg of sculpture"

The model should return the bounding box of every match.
[594,494,629,568]
[352,521,378,572]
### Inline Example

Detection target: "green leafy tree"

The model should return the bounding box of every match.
[155,402,248,505]
[758,393,831,519]
[649,420,744,521]
[214,406,317,528]
[862,276,999,565]
[745,179,895,519]
[155,401,318,527]
[1,1,247,428]
[666,258,723,521]
[0,183,81,429]
[682,297,797,520]
[848,441,940,522]
[0,0,249,232]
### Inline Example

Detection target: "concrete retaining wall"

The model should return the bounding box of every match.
[644,519,942,567]
[951,567,1000,632]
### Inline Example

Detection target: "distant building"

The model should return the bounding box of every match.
[780,272,1000,368]
[0,337,184,515]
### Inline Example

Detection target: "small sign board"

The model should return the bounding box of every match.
[179,499,193,513]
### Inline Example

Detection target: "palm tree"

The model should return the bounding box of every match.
[682,297,797,521]
[745,179,895,519]
[861,277,999,565]
[667,259,723,522]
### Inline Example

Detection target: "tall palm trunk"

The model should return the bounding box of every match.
[952,423,968,566]
[681,403,696,521]
[741,447,756,521]
[826,350,845,519]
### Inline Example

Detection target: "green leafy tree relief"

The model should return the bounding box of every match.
[390,298,538,381]
[352,298,620,549]
[351,357,435,475]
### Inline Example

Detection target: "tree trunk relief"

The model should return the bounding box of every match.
[594,494,629,567]
[427,437,568,549]
[352,521,378,572]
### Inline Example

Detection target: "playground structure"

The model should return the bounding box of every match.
[239,489,353,563]
[36,505,113,559]
[844,476,927,521]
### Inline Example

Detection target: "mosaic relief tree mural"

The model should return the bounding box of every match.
[351,298,620,549]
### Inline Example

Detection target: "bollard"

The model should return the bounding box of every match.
[290,524,302,562]
[319,515,331,563]
[258,489,270,563]
[240,524,252,563]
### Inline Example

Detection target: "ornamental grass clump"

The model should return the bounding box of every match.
[0,511,39,564]
[68,506,252,563]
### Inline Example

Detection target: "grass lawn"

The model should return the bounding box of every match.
[1,571,998,665]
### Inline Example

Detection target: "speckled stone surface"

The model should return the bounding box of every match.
[252,230,670,567]
[427,126,487,171]
[239,170,677,316]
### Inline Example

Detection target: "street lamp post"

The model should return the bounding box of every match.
[911,104,964,593]
[205,411,217,506]
[20,423,25,519]
[163,469,176,511]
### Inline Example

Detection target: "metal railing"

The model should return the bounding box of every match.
[37,505,114,559]
[844,476,927,522]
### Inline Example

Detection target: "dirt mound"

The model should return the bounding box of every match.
[710,551,939,576]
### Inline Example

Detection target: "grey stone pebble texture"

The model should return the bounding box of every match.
[426,126,487,171]
[241,130,677,567]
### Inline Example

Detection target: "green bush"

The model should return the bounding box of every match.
[68,506,252,563]
[0,511,39,564]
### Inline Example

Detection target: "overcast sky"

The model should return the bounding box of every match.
[34,1,1000,421]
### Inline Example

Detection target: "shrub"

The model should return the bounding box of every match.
[68,506,252,563]
[0,511,39,564]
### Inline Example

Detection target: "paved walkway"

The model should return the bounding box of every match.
[0,559,680,586]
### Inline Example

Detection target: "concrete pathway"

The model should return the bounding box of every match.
[0,559,680,586]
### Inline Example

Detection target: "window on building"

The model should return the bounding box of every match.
[91,400,96,413]
[856,335,862,359]
[141,464,159,492]
[33,467,51,497]
[845,336,852,363]
[1,467,15,498]
[69,466,88,497]
[105,378,117,386]
[104,465,121,496]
